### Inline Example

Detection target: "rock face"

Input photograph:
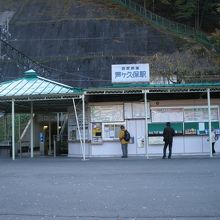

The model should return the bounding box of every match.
[0,0,218,87]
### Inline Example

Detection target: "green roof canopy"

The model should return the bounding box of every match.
[0,70,83,113]
[0,69,83,100]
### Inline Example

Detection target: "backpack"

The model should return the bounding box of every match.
[124,130,130,142]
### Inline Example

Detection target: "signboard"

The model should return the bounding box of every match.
[151,108,184,122]
[39,133,44,143]
[111,64,149,83]
[124,102,150,119]
[148,136,164,145]
[90,105,124,122]
[184,107,218,122]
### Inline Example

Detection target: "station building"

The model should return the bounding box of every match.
[0,70,220,159]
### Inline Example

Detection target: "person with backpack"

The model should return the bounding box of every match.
[119,125,130,158]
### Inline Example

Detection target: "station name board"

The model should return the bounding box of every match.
[111,64,149,83]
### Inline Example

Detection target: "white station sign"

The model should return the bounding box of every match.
[111,64,149,83]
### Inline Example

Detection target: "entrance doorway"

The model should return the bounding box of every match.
[38,114,68,156]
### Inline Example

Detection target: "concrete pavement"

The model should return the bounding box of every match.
[0,156,220,219]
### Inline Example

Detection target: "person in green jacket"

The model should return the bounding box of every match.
[119,125,129,158]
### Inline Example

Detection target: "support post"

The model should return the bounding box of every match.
[144,90,149,159]
[82,94,86,160]
[48,116,51,155]
[207,88,212,158]
[72,98,84,159]
[11,99,15,160]
[57,113,60,141]
[18,115,21,158]
[30,102,34,158]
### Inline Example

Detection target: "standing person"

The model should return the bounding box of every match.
[162,122,175,159]
[210,128,216,154]
[119,125,129,158]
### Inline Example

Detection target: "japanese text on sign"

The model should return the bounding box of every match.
[111,64,149,83]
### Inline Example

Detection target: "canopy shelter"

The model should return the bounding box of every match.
[85,82,220,158]
[0,69,85,160]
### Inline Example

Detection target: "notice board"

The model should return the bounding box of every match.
[151,108,184,122]
[184,107,218,122]
[90,105,124,122]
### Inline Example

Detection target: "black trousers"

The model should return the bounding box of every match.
[212,142,216,153]
[163,141,173,158]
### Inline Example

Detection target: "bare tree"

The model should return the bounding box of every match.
[140,49,220,84]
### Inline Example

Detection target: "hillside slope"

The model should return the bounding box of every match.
[0,0,219,87]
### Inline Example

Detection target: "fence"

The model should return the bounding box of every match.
[112,0,220,52]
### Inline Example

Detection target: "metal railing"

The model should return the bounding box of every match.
[112,0,220,52]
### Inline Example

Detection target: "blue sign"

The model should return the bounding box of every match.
[40,133,44,143]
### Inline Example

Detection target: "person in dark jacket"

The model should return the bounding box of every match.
[162,122,175,159]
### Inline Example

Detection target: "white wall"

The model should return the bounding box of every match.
[68,142,90,157]
[68,99,220,157]
[127,119,146,155]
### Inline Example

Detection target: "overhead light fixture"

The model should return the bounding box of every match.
[43,125,48,130]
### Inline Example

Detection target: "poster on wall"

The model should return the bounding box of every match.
[151,108,184,122]
[148,136,164,145]
[184,107,218,122]
[124,103,133,119]
[68,113,89,141]
[132,103,150,118]
[124,102,150,119]
[90,105,124,122]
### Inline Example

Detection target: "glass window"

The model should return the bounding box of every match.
[103,123,125,140]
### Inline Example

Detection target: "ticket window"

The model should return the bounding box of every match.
[103,123,125,141]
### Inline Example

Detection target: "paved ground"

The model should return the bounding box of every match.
[0,155,220,220]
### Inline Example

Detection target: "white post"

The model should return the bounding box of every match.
[11,99,15,160]
[57,113,60,141]
[82,94,86,160]
[18,115,21,158]
[207,88,212,158]
[55,112,59,157]
[144,90,149,159]
[72,98,84,159]
[30,102,34,158]
[48,116,51,155]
